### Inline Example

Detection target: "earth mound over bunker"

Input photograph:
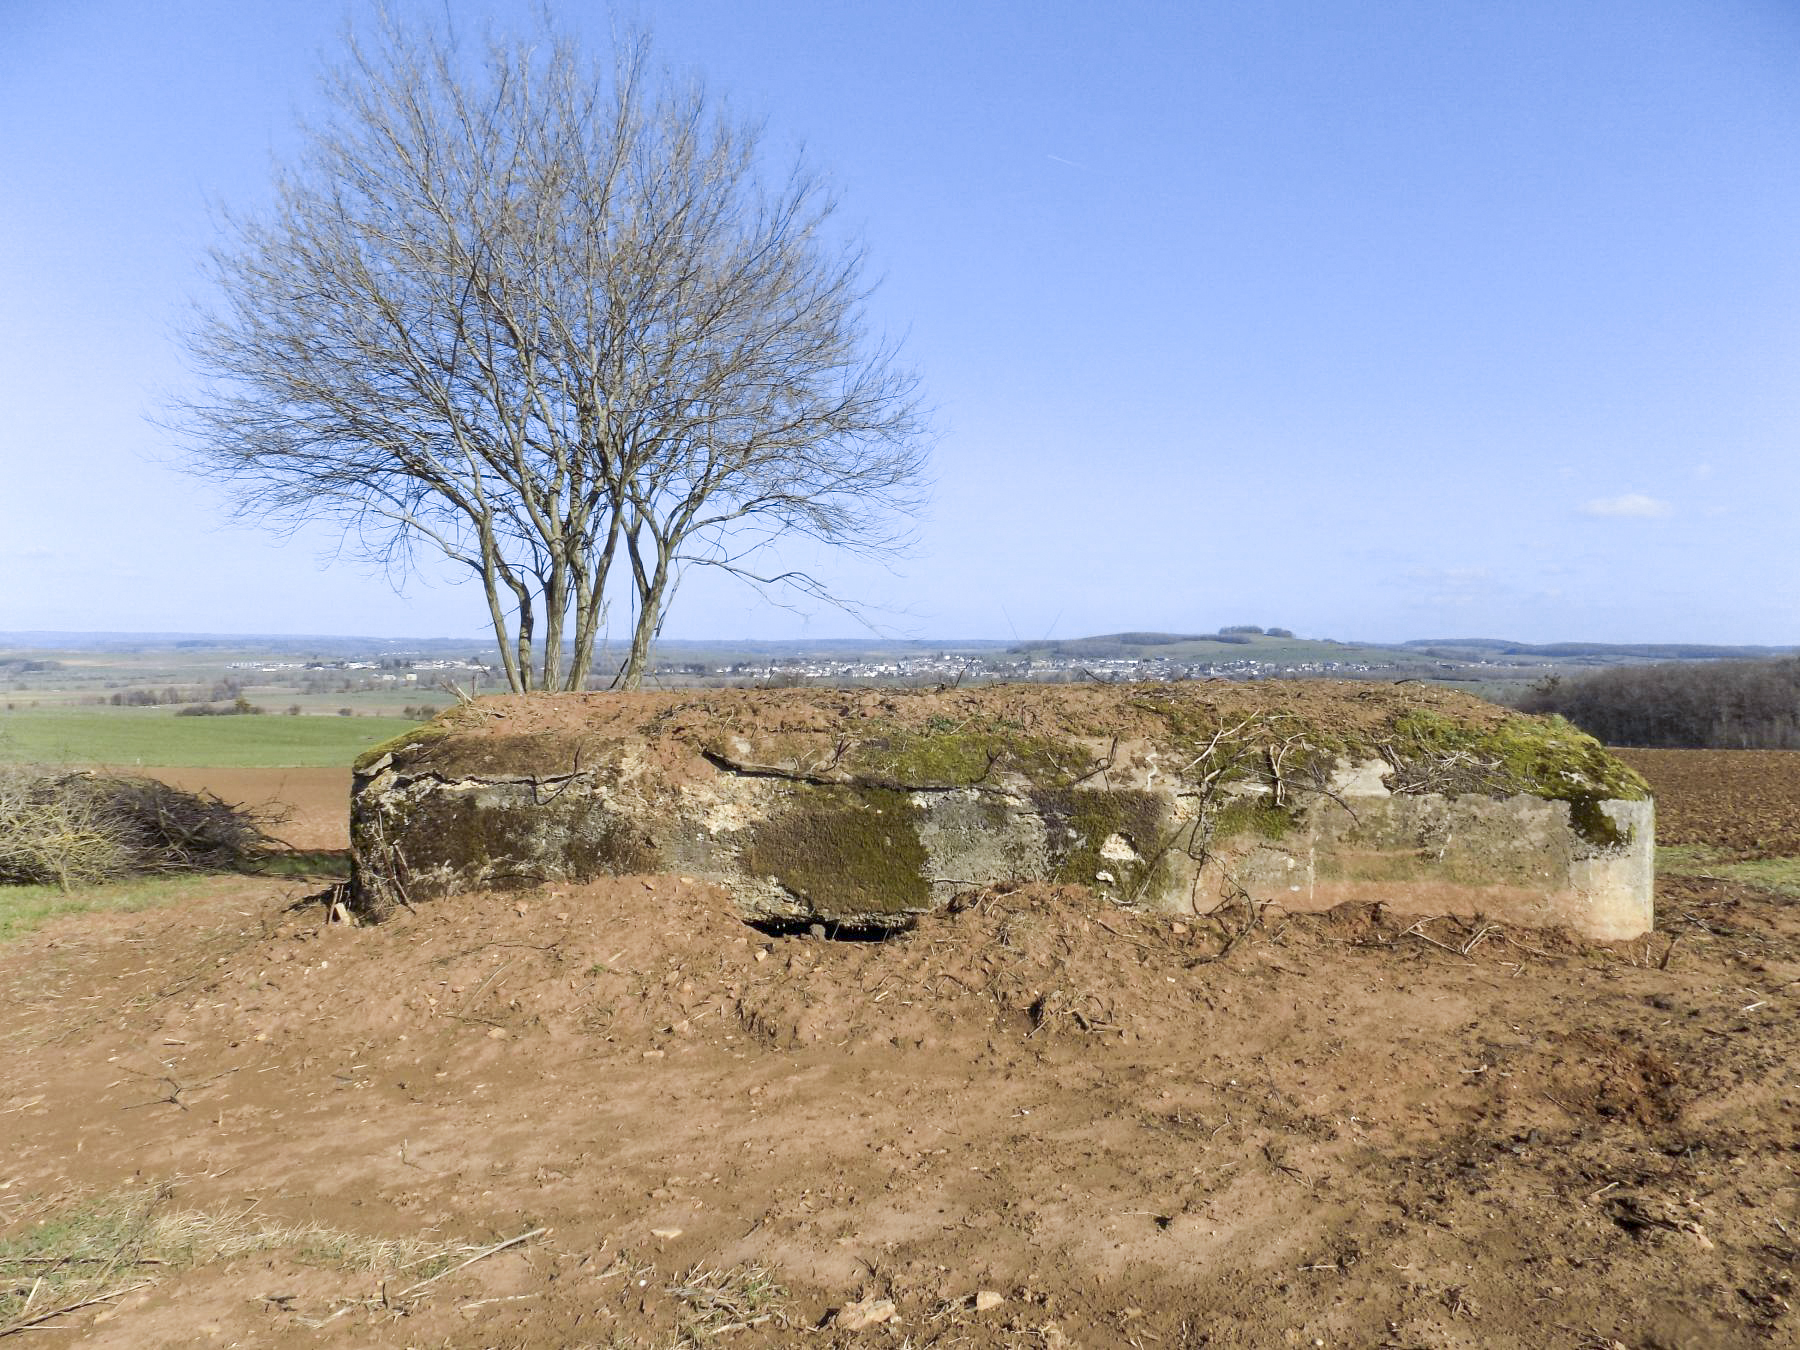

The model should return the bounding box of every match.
[349,682,1653,939]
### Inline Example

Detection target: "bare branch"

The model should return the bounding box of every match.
[169,13,928,691]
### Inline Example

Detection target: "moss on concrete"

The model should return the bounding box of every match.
[358,724,595,782]
[1122,694,1354,800]
[741,787,930,916]
[1031,787,1169,899]
[1210,799,1294,841]
[839,722,1092,787]
[351,687,1653,925]
[1385,710,1648,847]
[352,719,459,775]
[360,789,651,898]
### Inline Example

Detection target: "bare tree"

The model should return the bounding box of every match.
[172,15,928,691]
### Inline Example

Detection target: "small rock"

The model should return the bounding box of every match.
[835,1296,899,1331]
[486,1027,507,1040]
[650,1227,682,1240]
[974,1289,1004,1312]
[754,949,769,962]
[809,923,827,940]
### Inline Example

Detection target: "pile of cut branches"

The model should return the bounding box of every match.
[0,766,280,889]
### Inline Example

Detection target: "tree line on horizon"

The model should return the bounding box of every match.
[1515,657,1800,750]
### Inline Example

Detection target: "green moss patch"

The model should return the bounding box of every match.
[1032,787,1170,899]
[741,787,930,915]
[1385,710,1648,847]
[1210,799,1293,841]
[361,790,650,895]
[824,720,1094,788]
[352,718,458,774]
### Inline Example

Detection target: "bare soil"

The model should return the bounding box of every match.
[1615,749,1800,858]
[129,766,351,852]
[424,681,1518,757]
[1,750,1795,1347]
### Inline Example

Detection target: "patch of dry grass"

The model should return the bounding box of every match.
[664,1261,789,1340]
[0,1184,464,1335]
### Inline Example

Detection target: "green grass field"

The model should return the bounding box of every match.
[0,708,418,767]
[0,873,231,942]
[1657,845,1800,898]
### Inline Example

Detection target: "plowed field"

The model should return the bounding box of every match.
[130,766,351,851]
[1617,748,1800,858]
[0,747,1794,1347]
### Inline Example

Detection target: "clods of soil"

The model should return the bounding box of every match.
[0,751,1795,1347]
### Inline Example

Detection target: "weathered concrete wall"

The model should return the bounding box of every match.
[349,684,1655,939]
[1208,761,1655,941]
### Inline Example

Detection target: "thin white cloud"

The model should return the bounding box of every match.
[1580,493,1672,519]
[1396,566,1502,609]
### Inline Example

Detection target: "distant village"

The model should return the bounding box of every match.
[225,656,492,684]
[224,649,1441,687]
[647,651,1421,686]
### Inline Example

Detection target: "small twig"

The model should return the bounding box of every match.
[393,1227,547,1299]
[0,1279,154,1338]
[458,959,515,1017]
[1460,924,1497,957]
[1092,916,1156,951]
[458,1293,540,1311]
[712,1312,775,1335]
[1401,919,1464,956]
[1067,736,1120,787]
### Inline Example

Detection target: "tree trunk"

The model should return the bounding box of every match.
[619,545,672,690]
[566,520,620,691]
[540,555,567,691]
[506,573,536,694]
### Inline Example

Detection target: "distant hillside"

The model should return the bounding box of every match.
[998,630,1449,669]
[1009,633,1226,659]
[1403,639,1797,661]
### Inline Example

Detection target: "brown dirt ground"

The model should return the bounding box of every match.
[1615,749,1800,858]
[1,750,1795,1347]
[431,681,1518,755]
[128,767,351,852]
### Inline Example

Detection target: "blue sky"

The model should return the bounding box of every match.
[3,0,1796,644]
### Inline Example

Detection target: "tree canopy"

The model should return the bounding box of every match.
[174,16,928,691]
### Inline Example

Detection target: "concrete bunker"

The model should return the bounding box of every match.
[349,683,1654,941]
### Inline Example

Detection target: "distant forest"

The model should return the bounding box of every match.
[1516,657,1800,750]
